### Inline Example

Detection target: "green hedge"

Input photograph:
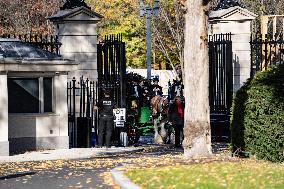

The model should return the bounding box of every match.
[231,65,284,162]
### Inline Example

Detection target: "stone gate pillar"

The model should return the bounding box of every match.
[209,3,257,92]
[49,6,103,81]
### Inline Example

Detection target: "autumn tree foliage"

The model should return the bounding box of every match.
[0,0,64,35]
[1,0,284,68]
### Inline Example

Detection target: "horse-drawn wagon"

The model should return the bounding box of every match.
[125,73,185,146]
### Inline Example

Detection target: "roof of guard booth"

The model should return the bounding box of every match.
[0,38,78,73]
[0,38,62,60]
[48,6,103,22]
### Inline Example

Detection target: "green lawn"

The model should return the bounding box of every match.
[126,160,284,189]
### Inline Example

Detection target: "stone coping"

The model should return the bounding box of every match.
[0,60,78,72]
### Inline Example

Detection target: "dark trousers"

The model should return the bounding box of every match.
[174,124,183,147]
[98,115,113,147]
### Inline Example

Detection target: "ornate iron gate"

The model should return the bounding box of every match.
[97,34,127,145]
[67,77,98,148]
[97,34,127,108]
[67,34,127,148]
[208,33,233,141]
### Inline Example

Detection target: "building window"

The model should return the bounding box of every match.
[43,77,53,113]
[8,78,39,113]
[8,77,53,113]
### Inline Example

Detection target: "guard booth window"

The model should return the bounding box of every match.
[8,77,53,113]
[43,77,53,112]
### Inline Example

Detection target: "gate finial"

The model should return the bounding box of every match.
[214,0,245,11]
[60,0,91,10]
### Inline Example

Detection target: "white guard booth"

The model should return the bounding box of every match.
[0,38,77,156]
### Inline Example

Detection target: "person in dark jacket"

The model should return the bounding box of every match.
[93,90,116,148]
[151,77,163,97]
[168,96,184,147]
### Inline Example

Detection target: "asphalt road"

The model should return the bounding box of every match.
[0,160,115,189]
[0,146,145,189]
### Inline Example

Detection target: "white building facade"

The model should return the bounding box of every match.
[0,4,103,156]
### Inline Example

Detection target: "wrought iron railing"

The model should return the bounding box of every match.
[250,34,284,77]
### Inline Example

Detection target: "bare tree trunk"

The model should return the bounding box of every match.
[183,0,212,158]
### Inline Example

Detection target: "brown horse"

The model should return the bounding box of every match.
[150,96,170,144]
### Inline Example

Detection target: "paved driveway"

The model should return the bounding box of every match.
[0,143,228,189]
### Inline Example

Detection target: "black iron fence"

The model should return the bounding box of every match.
[250,34,284,77]
[67,77,98,148]
[208,33,233,141]
[1,34,61,55]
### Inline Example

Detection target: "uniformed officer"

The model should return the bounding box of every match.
[93,90,116,148]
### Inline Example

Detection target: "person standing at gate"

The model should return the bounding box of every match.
[168,96,184,148]
[93,90,116,148]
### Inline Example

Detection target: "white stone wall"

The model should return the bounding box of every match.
[0,73,9,155]
[8,115,59,138]
[8,114,68,145]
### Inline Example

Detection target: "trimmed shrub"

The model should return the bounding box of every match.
[231,65,284,162]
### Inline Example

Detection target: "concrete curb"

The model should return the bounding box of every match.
[97,148,144,156]
[0,147,145,163]
[111,166,141,189]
